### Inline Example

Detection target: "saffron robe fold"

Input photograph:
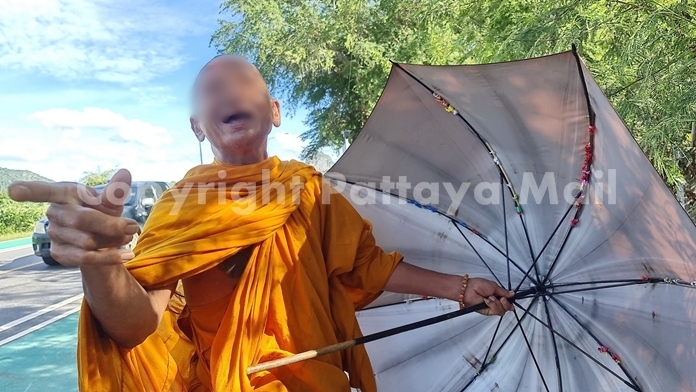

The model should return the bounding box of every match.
[77,156,402,391]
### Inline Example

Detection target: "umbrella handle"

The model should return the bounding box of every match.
[247,288,536,375]
[247,340,356,374]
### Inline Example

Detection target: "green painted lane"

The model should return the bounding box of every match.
[0,238,32,251]
[0,314,78,391]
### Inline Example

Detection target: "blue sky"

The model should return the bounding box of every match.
[0,0,315,182]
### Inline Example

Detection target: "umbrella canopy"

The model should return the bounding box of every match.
[326,49,696,392]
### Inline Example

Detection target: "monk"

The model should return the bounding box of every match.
[8,55,514,391]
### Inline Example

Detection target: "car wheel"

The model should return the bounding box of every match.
[123,230,140,251]
[42,256,60,266]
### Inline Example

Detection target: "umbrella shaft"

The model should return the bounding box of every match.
[247,287,539,375]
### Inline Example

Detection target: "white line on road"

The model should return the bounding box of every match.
[0,244,32,254]
[0,305,81,347]
[0,261,43,276]
[0,294,83,332]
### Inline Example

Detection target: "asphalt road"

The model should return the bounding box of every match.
[0,247,83,345]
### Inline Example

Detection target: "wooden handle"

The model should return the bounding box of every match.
[247,340,356,375]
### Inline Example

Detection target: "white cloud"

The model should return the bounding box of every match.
[0,107,196,181]
[0,109,340,183]
[0,0,221,182]
[273,131,306,153]
[265,129,343,164]
[0,136,52,162]
[0,0,203,83]
[29,108,173,147]
[0,132,195,182]
[266,130,307,161]
[62,128,81,138]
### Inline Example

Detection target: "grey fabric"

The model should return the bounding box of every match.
[327,51,696,392]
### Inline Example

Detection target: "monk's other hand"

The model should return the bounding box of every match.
[464,278,515,316]
[7,169,139,266]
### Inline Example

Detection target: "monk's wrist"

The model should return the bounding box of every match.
[441,274,466,302]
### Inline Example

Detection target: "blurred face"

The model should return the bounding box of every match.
[190,56,280,163]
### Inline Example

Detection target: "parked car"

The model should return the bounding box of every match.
[32,181,169,266]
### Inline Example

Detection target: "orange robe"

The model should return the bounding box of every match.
[76,156,402,391]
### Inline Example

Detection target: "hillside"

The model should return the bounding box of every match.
[0,167,53,191]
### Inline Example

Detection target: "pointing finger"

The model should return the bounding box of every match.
[8,181,82,204]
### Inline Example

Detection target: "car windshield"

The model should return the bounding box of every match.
[93,185,138,206]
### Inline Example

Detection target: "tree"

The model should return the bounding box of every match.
[79,167,117,187]
[460,0,696,189]
[212,0,695,199]
[213,0,472,158]
[0,192,47,235]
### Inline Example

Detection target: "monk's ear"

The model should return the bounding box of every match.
[190,117,205,142]
[271,98,281,128]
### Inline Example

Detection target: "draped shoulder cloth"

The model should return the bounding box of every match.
[77,156,402,391]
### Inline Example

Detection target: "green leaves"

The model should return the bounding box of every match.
[212,0,696,190]
[79,167,117,187]
[0,192,46,235]
[0,168,52,235]
[0,166,116,236]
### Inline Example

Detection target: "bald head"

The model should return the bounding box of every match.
[189,55,281,164]
[194,55,268,96]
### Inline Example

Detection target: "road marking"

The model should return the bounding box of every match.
[0,261,43,276]
[0,244,32,255]
[0,305,81,347]
[0,294,83,332]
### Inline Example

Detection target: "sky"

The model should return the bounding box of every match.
[0,0,318,182]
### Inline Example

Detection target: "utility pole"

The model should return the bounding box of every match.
[199,141,204,165]
[342,130,351,154]
[676,147,685,207]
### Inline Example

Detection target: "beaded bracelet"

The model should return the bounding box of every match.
[459,274,469,310]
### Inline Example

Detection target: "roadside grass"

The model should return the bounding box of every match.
[0,232,32,242]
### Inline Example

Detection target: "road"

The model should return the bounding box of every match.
[0,246,82,391]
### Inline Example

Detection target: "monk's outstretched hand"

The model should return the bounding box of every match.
[464,278,515,316]
[7,169,138,266]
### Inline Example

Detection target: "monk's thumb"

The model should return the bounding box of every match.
[100,169,132,213]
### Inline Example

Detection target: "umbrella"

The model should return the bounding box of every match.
[321,47,696,392]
